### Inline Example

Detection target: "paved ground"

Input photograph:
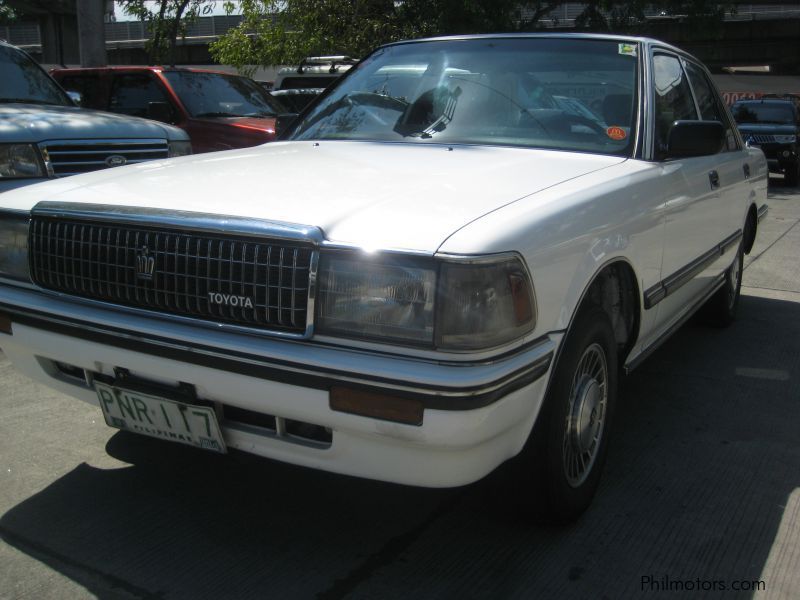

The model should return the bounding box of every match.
[1,183,799,600]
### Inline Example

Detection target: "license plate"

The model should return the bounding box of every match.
[95,382,226,453]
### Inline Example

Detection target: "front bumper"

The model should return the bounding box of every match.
[0,283,555,487]
[751,143,797,173]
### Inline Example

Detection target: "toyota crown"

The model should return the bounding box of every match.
[0,34,768,521]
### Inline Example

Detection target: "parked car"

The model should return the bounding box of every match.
[272,56,356,91]
[731,97,800,185]
[0,40,190,193]
[51,66,287,154]
[0,34,767,521]
[270,87,325,113]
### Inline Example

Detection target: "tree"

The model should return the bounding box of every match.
[120,0,212,65]
[210,0,569,73]
[0,0,17,25]
[209,0,734,73]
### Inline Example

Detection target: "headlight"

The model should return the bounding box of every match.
[437,256,535,350]
[316,254,436,344]
[0,211,30,282]
[168,140,192,157]
[774,135,797,144]
[316,252,536,350]
[0,144,45,178]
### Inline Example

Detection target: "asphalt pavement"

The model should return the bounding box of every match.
[1,182,799,600]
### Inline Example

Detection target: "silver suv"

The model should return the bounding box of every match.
[0,40,190,193]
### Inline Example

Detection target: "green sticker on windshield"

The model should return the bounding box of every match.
[619,43,637,57]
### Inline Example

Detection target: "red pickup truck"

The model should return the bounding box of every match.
[51,67,286,154]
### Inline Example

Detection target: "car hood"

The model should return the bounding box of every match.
[736,123,798,135]
[0,103,177,143]
[1,141,626,253]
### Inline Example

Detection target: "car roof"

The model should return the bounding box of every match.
[379,33,699,63]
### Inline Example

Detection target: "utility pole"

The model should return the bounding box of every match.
[76,0,107,66]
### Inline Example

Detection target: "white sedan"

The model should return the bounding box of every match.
[0,34,767,521]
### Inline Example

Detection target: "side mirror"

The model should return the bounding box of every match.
[275,112,299,138]
[666,120,725,158]
[147,101,175,124]
[66,90,82,107]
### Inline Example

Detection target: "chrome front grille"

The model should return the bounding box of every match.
[28,217,314,335]
[747,134,776,144]
[40,139,169,177]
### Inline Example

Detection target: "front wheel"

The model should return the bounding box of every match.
[537,307,618,522]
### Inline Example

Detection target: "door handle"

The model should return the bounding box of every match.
[743,163,751,179]
[709,170,720,189]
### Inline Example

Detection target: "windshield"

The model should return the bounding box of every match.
[288,38,639,156]
[0,44,71,106]
[732,102,796,125]
[163,71,285,118]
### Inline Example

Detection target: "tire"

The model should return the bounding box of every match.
[784,161,799,187]
[535,307,618,523]
[703,241,743,328]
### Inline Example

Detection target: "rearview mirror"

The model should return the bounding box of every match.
[66,90,82,107]
[666,120,725,158]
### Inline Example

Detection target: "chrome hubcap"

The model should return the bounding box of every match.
[563,343,608,487]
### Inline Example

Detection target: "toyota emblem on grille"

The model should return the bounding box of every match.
[135,247,155,281]
[105,154,127,168]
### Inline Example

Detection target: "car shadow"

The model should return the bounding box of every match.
[1,292,797,599]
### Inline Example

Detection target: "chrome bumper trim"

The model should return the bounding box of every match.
[0,284,554,410]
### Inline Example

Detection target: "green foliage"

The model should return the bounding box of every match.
[0,0,17,25]
[210,0,570,72]
[210,0,734,72]
[120,0,211,64]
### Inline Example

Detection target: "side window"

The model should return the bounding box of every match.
[653,54,698,155]
[109,73,172,120]
[684,61,738,152]
[59,74,106,110]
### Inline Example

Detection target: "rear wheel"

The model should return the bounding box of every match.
[703,241,743,327]
[534,307,618,522]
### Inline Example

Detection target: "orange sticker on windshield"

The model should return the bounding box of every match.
[607,126,627,141]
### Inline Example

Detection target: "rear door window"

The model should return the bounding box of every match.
[684,61,738,151]
[653,53,698,155]
[110,73,172,119]
[58,74,107,110]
